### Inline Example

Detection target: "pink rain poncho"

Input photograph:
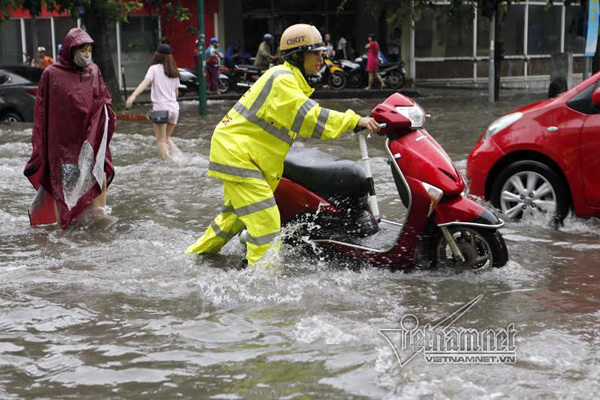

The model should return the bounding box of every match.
[24,28,116,228]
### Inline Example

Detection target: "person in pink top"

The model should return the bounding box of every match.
[365,33,386,90]
[126,44,181,161]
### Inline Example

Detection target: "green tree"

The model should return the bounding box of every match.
[1,0,190,107]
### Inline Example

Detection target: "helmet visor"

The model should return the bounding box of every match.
[307,42,327,52]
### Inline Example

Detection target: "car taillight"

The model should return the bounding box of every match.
[26,88,37,96]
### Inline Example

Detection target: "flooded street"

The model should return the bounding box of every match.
[1,89,599,399]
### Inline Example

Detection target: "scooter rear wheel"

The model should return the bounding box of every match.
[219,77,230,93]
[429,226,508,271]
[347,70,364,88]
[328,71,347,90]
[385,70,406,89]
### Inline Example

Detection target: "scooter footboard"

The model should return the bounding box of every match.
[433,195,504,228]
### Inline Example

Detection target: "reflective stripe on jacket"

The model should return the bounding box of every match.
[208,61,360,189]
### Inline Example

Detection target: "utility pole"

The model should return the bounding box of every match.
[489,13,495,104]
[197,0,207,116]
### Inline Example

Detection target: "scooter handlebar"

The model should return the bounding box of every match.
[353,123,387,135]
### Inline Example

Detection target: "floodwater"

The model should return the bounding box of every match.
[1,89,599,399]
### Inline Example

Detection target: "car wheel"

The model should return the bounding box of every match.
[490,160,570,224]
[1,111,24,123]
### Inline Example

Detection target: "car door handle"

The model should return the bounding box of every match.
[547,126,559,132]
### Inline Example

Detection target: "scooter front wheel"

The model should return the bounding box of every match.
[328,71,347,90]
[429,226,508,271]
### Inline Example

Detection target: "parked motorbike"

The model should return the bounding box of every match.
[231,64,267,93]
[272,93,508,271]
[217,65,232,93]
[178,67,231,94]
[178,68,198,94]
[306,57,347,90]
[345,56,407,89]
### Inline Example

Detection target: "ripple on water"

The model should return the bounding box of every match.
[48,366,178,386]
[0,299,96,333]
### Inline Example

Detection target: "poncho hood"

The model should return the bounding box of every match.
[58,28,94,68]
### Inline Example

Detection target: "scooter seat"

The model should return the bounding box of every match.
[235,64,266,73]
[283,148,369,199]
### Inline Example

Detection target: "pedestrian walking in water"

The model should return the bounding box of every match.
[365,34,386,90]
[24,28,116,228]
[186,24,380,269]
[126,44,181,161]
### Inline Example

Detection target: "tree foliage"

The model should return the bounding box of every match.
[0,0,191,106]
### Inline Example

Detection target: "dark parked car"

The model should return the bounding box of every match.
[0,65,42,122]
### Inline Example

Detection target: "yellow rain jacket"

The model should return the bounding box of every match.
[208,61,361,190]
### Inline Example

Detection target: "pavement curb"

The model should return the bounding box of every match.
[130,88,423,105]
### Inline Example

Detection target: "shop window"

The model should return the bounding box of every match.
[528,5,561,55]
[503,5,525,55]
[565,4,586,54]
[242,0,271,13]
[54,17,78,60]
[0,20,23,64]
[24,18,52,60]
[477,5,525,57]
[275,0,323,13]
[477,13,490,57]
[415,5,474,58]
[121,16,159,89]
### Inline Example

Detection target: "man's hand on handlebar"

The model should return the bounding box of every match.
[357,117,381,134]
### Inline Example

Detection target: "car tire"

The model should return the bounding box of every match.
[490,160,570,225]
[1,111,24,123]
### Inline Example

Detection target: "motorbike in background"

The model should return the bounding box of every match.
[306,56,347,90]
[231,64,267,93]
[271,93,508,271]
[345,56,407,89]
[178,67,231,94]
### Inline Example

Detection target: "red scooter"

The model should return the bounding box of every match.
[273,93,508,271]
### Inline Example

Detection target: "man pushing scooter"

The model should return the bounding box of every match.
[186,24,380,268]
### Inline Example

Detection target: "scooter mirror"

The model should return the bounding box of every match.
[370,92,424,135]
[370,105,412,134]
[593,87,600,108]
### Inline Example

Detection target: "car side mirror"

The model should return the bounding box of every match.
[592,87,600,107]
[0,74,8,85]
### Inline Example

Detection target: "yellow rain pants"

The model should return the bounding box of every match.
[187,61,360,266]
[186,178,280,265]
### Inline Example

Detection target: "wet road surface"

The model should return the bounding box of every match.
[0,88,599,398]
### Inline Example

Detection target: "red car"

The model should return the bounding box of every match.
[467,73,600,224]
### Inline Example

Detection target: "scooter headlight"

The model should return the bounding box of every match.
[395,105,425,129]
[422,182,444,217]
[484,112,522,139]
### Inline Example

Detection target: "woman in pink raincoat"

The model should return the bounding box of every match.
[365,33,386,90]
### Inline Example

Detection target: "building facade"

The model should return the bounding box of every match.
[0,1,221,89]
[409,0,587,87]
[0,0,588,89]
